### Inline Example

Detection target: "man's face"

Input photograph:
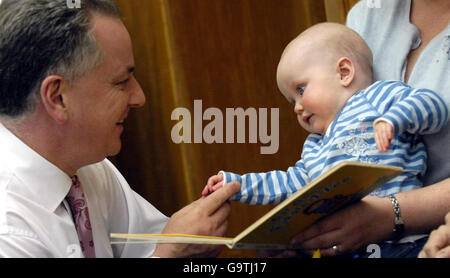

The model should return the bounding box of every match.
[65,15,145,161]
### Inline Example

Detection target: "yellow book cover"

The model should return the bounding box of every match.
[111,161,402,249]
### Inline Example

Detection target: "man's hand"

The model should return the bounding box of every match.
[374,120,394,152]
[153,181,241,257]
[201,173,224,196]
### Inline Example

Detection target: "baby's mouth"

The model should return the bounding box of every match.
[303,114,313,124]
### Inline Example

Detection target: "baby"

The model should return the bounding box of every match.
[202,23,448,204]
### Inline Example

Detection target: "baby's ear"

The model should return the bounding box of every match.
[336,57,355,87]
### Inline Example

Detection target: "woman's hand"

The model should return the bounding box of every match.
[290,196,394,256]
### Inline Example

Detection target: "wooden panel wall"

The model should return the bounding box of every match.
[325,0,360,23]
[112,0,356,257]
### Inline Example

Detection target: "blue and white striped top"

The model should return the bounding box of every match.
[222,81,449,205]
[346,0,450,187]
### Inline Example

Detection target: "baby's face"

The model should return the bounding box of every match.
[276,42,345,135]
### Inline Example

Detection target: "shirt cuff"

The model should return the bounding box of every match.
[218,170,227,185]
[373,117,395,131]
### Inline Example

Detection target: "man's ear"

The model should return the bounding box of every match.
[40,75,68,123]
[336,57,355,87]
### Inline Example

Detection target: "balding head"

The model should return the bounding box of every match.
[281,22,373,78]
[277,22,373,94]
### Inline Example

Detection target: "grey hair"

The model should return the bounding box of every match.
[0,0,121,119]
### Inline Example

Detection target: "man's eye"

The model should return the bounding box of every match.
[297,86,305,96]
[116,79,129,86]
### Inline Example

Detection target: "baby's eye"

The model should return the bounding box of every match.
[297,86,305,96]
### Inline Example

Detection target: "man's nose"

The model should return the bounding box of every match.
[129,76,146,108]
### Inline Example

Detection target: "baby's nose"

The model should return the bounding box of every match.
[294,101,303,114]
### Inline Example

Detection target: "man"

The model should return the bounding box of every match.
[0,0,240,258]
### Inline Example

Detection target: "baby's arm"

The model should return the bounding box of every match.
[366,81,448,153]
[371,82,448,137]
[202,166,311,204]
[214,162,310,205]
[201,136,318,204]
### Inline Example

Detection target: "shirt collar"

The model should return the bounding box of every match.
[325,124,332,137]
[0,123,72,212]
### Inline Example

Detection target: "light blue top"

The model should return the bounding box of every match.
[346,0,450,186]
[222,81,448,205]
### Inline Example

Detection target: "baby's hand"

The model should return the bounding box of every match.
[374,120,394,152]
[201,173,224,196]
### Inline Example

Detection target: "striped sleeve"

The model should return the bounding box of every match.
[365,81,449,135]
[222,159,310,205]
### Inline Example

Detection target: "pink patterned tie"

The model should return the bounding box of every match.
[66,175,96,258]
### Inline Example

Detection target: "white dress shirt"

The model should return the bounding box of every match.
[0,123,169,258]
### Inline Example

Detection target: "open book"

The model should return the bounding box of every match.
[111,161,402,249]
